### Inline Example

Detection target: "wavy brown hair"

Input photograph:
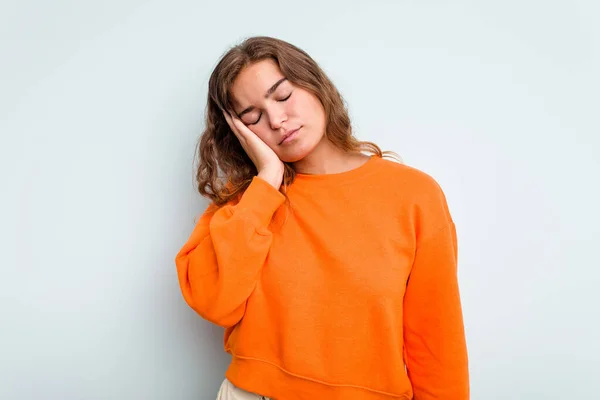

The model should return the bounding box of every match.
[195,36,398,207]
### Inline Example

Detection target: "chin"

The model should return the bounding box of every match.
[277,140,318,163]
[279,151,309,164]
[276,128,326,163]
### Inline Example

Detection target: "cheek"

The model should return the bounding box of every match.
[285,95,300,116]
[290,93,324,123]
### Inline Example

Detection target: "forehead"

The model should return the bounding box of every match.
[230,59,285,105]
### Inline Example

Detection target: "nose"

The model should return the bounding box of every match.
[268,104,287,130]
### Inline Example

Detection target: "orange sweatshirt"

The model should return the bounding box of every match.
[176,156,469,400]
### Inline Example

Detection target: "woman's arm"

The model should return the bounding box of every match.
[175,176,285,328]
[403,221,470,399]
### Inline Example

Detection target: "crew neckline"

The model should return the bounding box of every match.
[293,155,380,185]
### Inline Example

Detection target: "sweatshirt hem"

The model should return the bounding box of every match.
[225,354,412,400]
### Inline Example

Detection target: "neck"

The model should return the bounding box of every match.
[292,137,370,175]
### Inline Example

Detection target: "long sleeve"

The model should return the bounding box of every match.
[175,176,285,328]
[403,222,470,400]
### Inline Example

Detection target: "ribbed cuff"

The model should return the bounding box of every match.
[235,176,286,229]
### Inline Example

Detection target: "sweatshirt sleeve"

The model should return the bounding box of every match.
[175,176,286,328]
[400,168,470,399]
[403,222,469,399]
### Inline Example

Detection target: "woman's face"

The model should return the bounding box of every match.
[229,59,327,163]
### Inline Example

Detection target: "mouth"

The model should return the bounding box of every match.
[279,127,301,145]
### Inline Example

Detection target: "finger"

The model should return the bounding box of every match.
[229,114,247,133]
[222,111,242,140]
[222,110,232,128]
[229,114,255,143]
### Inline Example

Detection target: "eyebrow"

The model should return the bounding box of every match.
[236,77,288,118]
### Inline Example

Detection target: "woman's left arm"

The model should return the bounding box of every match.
[403,217,469,398]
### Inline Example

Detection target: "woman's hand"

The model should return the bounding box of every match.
[222,111,284,190]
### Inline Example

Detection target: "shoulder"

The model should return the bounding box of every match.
[374,157,445,198]
[373,156,453,234]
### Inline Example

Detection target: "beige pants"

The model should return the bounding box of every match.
[216,378,271,400]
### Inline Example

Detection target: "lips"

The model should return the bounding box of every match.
[279,127,300,145]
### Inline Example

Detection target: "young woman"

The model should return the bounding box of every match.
[175,36,469,400]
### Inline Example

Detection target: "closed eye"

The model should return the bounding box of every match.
[277,92,292,102]
[247,92,293,125]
